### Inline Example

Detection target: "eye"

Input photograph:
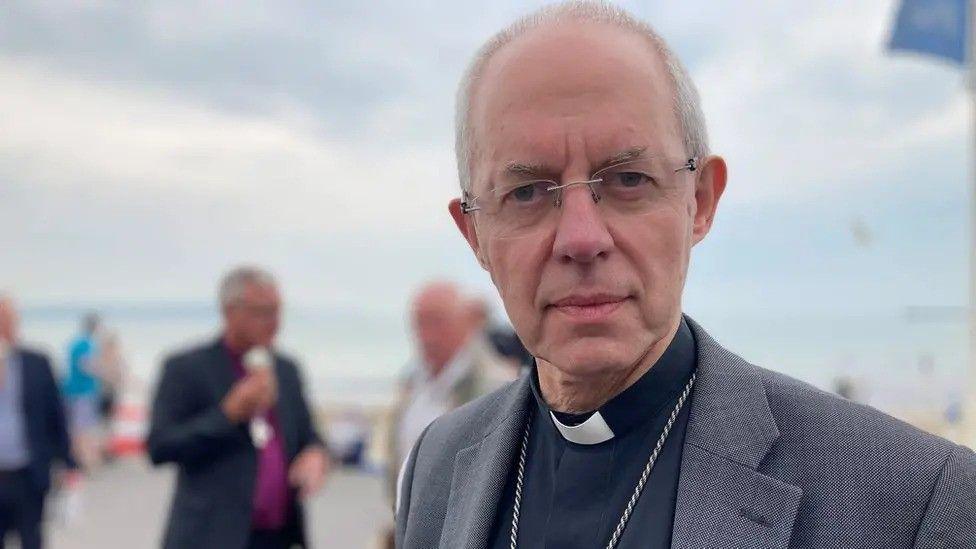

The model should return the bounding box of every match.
[501,181,550,205]
[512,184,538,202]
[605,171,653,189]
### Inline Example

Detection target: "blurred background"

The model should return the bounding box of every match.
[2,0,974,547]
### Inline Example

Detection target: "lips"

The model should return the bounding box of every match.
[550,294,628,321]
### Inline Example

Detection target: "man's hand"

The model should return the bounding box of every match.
[288,445,332,499]
[221,370,277,424]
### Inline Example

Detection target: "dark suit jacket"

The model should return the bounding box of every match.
[16,347,75,494]
[147,339,324,549]
[396,317,976,549]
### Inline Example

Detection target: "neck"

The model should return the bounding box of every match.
[537,318,681,413]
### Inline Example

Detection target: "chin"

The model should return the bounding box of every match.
[541,338,638,378]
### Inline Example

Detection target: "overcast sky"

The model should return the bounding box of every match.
[2,0,971,325]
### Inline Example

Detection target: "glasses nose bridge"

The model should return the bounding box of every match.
[547,177,608,234]
[550,177,602,208]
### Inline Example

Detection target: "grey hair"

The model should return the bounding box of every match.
[218,266,277,307]
[455,0,709,193]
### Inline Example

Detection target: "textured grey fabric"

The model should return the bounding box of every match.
[396,318,976,549]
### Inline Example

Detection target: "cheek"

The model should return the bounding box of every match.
[617,207,693,297]
[256,318,278,337]
[484,230,552,342]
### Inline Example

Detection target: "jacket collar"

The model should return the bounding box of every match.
[436,316,802,549]
[530,317,696,445]
[670,317,802,549]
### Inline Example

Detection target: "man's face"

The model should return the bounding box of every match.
[451,22,725,379]
[223,283,281,349]
[411,287,471,376]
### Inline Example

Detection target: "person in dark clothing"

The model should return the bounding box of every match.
[0,295,76,549]
[148,267,331,549]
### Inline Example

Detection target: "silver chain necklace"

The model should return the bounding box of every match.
[508,372,696,549]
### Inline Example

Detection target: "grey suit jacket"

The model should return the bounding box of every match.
[396,319,976,548]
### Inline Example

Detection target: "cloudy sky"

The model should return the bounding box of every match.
[2,0,971,328]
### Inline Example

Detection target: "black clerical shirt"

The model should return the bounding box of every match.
[487,318,697,549]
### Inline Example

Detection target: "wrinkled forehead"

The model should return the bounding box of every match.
[469,20,682,179]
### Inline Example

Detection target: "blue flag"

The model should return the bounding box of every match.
[888,0,969,65]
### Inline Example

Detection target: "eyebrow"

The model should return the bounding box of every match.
[501,146,650,180]
[598,146,648,169]
[503,161,551,179]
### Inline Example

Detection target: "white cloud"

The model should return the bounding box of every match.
[692,0,968,206]
[0,53,475,307]
[0,54,462,232]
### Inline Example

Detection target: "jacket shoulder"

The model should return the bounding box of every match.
[16,347,56,381]
[433,380,517,438]
[398,378,523,546]
[161,340,217,373]
[759,366,958,457]
[756,365,971,500]
[414,379,521,466]
[17,346,52,365]
[273,351,301,378]
[749,364,976,544]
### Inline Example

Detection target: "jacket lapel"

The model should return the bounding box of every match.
[207,339,249,442]
[672,319,802,549]
[208,338,237,397]
[272,356,298,459]
[438,375,532,549]
[14,349,39,437]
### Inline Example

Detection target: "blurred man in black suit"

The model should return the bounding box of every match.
[148,267,331,549]
[0,295,76,549]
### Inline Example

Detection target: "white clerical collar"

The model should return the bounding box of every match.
[549,410,615,445]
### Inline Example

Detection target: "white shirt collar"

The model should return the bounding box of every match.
[549,410,615,445]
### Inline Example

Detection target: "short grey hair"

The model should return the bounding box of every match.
[455,0,709,193]
[218,266,277,307]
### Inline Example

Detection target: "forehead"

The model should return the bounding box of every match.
[240,282,279,303]
[471,20,682,176]
[413,288,460,316]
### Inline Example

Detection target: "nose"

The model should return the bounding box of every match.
[552,183,613,264]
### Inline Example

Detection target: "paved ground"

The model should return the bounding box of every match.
[45,459,391,549]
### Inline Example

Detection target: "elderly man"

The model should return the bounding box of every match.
[392,282,514,484]
[148,267,330,549]
[395,3,976,548]
[0,296,75,549]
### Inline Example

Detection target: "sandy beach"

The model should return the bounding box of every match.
[47,459,391,549]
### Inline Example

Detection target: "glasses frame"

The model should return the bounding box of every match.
[460,157,699,215]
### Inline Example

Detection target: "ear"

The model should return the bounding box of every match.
[691,155,727,245]
[449,198,490,270]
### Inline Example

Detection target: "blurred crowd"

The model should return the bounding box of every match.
[0,297,131,548]
[0,267,529,549]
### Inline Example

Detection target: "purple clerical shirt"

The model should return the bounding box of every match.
[226,344,290,531]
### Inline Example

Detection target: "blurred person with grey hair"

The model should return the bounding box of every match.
[382,282,515,548]
[395,2,976,548]
[0,295,75,549]
[147,266,331,549]
[390,282,515,485]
